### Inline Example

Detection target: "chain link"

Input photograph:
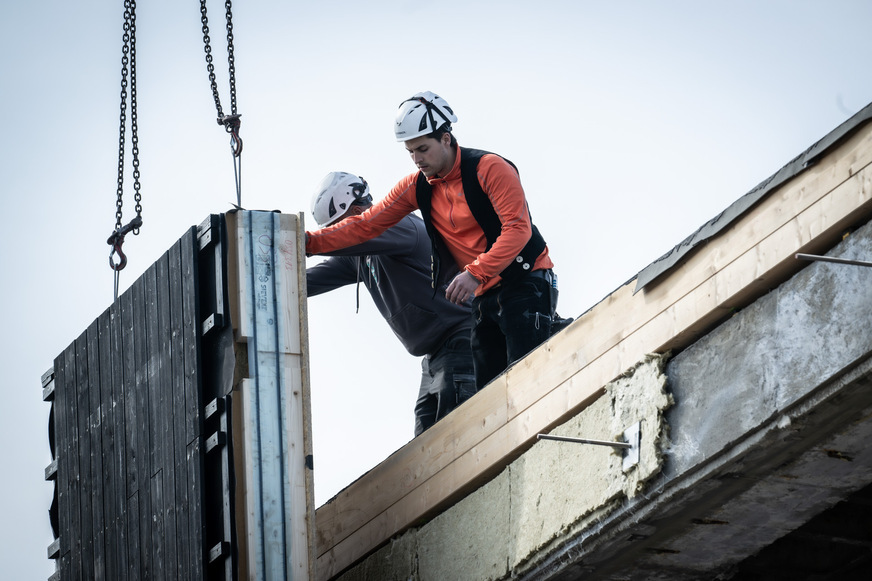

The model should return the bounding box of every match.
[115,3,131,231]
[225,0,238,117]
[114,0,142,235]
[110,0,143,295]
[200,0,242,207]
[200,0,238,125]
[129,0,142,229]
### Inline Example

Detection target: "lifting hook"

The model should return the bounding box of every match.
[108,216,143,271]
[219,114,243,157]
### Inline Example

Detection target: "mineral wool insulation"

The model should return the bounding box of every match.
[340,354,673,581]
[509,353,673,567]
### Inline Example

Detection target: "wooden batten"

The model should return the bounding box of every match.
[313,122,872,579]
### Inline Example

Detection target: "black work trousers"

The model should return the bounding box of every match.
[470,270,555,389]
[414,331,476,436]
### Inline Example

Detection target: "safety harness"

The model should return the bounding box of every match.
[415,147,547,289]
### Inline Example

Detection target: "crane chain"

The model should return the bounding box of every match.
[115,0,143,235]
[200,0,239,128]
[200,0,243,207]
[110,0,144,301]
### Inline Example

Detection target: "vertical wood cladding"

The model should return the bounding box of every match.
[48,227,207,580]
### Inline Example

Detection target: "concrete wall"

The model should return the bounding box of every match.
[666,218,872,481]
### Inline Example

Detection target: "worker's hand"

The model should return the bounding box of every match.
[445,271,479,305]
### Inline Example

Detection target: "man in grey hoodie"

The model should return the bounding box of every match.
[306,172,475,436]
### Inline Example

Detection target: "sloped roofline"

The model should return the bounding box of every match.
[634,101,872,293]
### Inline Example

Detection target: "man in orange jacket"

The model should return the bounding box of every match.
[306,91,562,389]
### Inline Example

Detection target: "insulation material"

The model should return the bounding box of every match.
[607,353,673,497]
[510,353,672,569]
[336,355,673,581]
[417,471,512,581]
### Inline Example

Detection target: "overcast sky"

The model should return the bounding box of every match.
[3,1,872,578]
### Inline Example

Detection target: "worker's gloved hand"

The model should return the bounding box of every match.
[445,270,479,306]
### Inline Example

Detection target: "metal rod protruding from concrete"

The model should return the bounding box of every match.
[536,434,633,449]
[795,253,872,268]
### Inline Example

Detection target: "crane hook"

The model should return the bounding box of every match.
[219,114,243,156]
[107,216,143,271]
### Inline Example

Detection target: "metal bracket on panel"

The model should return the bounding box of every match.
[208,541,230,563]
[795,253,872,268]
[537,421,642,470]
[201,312,225,336]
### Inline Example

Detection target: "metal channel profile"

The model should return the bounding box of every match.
[236,210,311,580]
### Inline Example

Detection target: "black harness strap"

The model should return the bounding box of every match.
[416,147,547,288]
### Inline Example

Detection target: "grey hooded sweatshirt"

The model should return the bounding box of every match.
[306,214,471,357]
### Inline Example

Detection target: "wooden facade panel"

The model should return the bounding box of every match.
[55,344,74,568]
[48,226,214,580]
[155,250,181,579]
[96,309,118,579]
[85,320,106,581]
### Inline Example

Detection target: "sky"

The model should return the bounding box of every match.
[3,0,872,577]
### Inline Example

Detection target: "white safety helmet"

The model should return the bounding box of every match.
[311,172,372,227]
[394,91,458,142]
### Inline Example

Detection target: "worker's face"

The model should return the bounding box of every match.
[404,133,454,178]
[334,203,367,224]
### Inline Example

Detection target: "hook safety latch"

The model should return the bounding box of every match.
[219,113,243,157]
[107,216,143,272]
